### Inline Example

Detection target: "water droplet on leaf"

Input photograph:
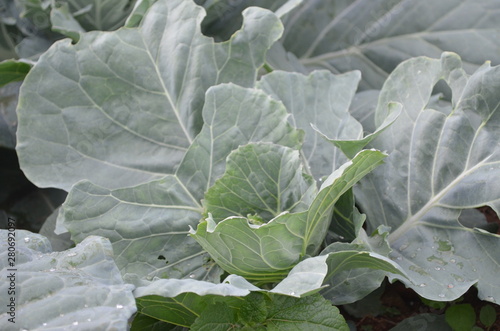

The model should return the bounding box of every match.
[438,294,445,298]
[116,304,124,309]
[189,274,195,278]
[73,321,79,326]
[419,283,426,287]
[447,284,454,289]
[24,237,30,243]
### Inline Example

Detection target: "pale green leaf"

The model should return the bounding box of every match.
[203,143,315,223]
[191,149,387,282]
[283,0,500,90]
[57,177,216,282]
[0,230,136,331]
[50,3,85,41]
[176,84,303,202]
[58,83,302,282]
[17,0,283,190]
[356,52,500,301]
[257,70,362,178]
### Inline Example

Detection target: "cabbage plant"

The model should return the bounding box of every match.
[2,0,500,329]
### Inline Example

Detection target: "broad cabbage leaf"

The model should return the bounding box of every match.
[280,0,500,89]
[16,0,283,190]
[356,52,500,302]
[0,230,135,330]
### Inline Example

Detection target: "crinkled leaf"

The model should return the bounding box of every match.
[257,70,362,178]
[134,278,253,327]
[263,293,349,331]
[0,230,135,330]
[58,83,302,282]
[204,143,315,223]
[191,293,349,330]
[283,0,500,90]
[17,0,283,190]
[356,52,500,301]
[191,149,387,282]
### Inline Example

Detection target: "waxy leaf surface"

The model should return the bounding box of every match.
[17,0,283,190]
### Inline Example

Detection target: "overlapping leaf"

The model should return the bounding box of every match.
[257,70,362,178]
[16,0,283,190]
[203,143,315,223]
[281,0,500,90]
[356,52,500,301]
[59,83,302,282]
[191,149,387,281]
[0,231,136,330]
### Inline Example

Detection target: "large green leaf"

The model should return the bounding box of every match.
[280,0,500,90]
[356,52,500,301]
[58,83,302,282]
[0,230,135,330]
[16,0,283,190]
[135,278,348,330]
[191,149,387,282]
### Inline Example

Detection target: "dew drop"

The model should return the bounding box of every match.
[472,268,477,272]
[438,294,445,298]
[486,296,496,303]
[435,266,441,271]
[67,252,77,257]
[24,237,30,243]
[116,304,124,309]
[49,268,56,272]
[447,284,454,289]
[73,321,79,326]
[417,70,422,74]
[42,323,47,326]
[84,304,89,308]
[189,274,196,278]
[419,283,427,287]
[87,318,92,322]
[290,291,296,296]
[399,243,409,251]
